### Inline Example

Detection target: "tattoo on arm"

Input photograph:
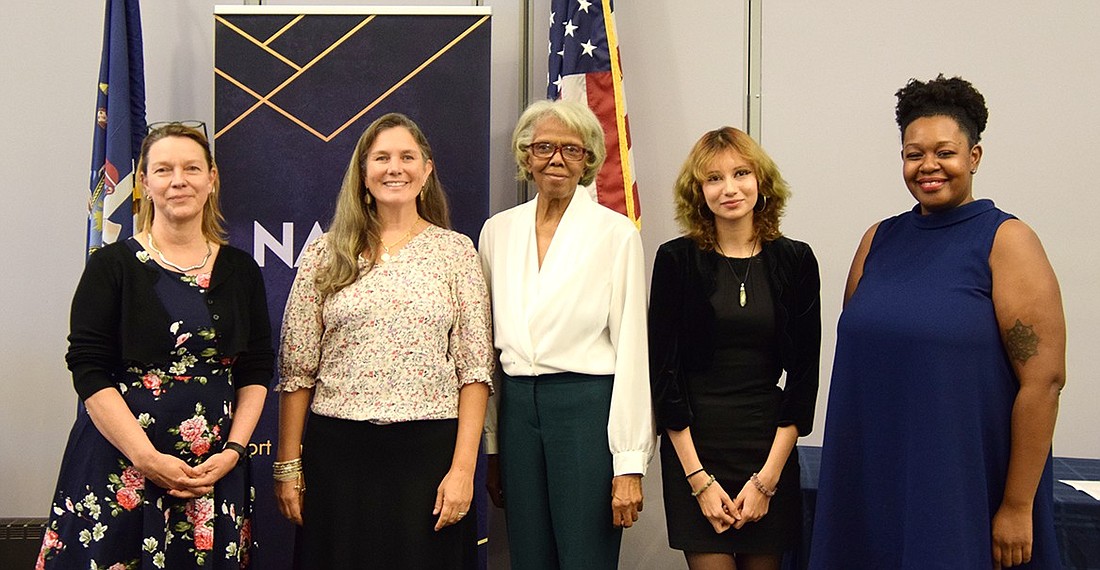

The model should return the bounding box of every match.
[1004,319,1039,363]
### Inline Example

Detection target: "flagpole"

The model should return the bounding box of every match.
[518,0,532,205]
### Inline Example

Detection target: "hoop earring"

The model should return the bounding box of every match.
[754,194,768,213]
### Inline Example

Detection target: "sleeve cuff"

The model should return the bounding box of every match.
[612,450,650,477]
[274,375,316,392]
[482,431,498,454]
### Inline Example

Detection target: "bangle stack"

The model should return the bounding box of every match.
[750,472,776,497]
[273,458,306,493]
[691,474,716,497]
[273,458,302,481]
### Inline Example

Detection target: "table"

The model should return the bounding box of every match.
[785,446,1100,570]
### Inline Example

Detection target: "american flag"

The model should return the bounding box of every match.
[548,0,640,227]
[87,0,146,256]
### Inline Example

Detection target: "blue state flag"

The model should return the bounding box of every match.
[88,0,146,256]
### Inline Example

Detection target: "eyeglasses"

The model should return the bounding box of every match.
[527,141,587,162]
[147,120,208,139]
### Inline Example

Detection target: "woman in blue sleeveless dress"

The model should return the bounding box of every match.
[38,123,273,569]
[811,75,1065,569]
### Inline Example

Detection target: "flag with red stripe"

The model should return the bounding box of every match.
[548,0,640,228]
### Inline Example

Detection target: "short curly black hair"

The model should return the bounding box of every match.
[895,74,988,146]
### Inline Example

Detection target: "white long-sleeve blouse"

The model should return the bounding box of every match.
[478,188,656,475]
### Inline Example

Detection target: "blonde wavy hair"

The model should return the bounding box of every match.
[674,127,790,250]
[315,113,451,297]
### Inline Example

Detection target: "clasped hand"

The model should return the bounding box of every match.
[138,449,238,499]
[693,476,773,533]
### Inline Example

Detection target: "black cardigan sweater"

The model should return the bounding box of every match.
[66,239,275,400]
[648,236,821,435]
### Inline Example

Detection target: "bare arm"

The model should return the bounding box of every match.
[188,384,269,490]
[843,223,880,305]
[274,387,313,525]
[434,381,489,530]
[988,219,1065,568]
[665,427,737,533]
[732,425,798,529]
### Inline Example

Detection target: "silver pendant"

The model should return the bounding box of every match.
[739,282,747,307]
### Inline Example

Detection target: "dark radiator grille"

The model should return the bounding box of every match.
[0,518,47,567]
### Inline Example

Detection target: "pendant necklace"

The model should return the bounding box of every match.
[147,233,212,273]
[380,218,420,263]
[716,240,757,307]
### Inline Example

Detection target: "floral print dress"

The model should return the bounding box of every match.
[39,240,254,569]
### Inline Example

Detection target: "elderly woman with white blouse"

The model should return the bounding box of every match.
[275,113,493,569]
[479,100,656,569]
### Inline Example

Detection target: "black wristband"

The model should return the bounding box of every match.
[224,441,248,460]
[685,467,706,480]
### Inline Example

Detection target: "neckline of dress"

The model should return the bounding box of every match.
[909,199,995,229]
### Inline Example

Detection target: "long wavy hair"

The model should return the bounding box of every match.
[315,113,451,297]
[673,127,790,250]
[135,123,227,244]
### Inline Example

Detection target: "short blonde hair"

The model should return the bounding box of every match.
[511,100,606,186]
[674,127,790,249]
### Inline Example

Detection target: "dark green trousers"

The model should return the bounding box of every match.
[499,372,621,570]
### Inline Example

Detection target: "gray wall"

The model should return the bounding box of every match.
[3,2,1097,569]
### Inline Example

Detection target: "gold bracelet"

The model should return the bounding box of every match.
[691,474,716,497]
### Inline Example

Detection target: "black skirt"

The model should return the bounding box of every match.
[297,413,476,570]
[660,387,802,554]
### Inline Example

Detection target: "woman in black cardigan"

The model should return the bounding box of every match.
[649,127,820,570]
[39,123,273,569]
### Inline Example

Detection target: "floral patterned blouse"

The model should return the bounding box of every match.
[277,226,494,422]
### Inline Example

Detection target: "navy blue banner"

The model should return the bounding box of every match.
[213,9,491,568]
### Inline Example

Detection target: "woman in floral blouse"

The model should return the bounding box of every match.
[275,113,494,569]
[38,123,274,569]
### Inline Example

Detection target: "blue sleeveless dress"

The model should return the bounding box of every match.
[811,200,1058,569]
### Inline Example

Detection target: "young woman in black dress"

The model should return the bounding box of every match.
[649,127,820,570]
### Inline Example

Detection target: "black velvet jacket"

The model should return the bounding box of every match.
[66,239,274,400]
[648,236,821,435]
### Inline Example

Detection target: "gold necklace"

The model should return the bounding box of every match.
[716,240,758,307]
[379,218,421,263]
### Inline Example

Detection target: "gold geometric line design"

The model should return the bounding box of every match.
[215,15,377,140]
[214,15,302,72]
[214,14,489,143]
[215,67,328,140]
[326,14,490,141]
[264,14,304,46]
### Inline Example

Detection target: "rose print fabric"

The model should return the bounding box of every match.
[39,240,254,569]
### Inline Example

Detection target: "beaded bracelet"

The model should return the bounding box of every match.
[685,467,706,480]
[223,441,247,460]
[750,472,776,497]
[691,474,716,497]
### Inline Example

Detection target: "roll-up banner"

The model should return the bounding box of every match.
[214,6,492,568]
